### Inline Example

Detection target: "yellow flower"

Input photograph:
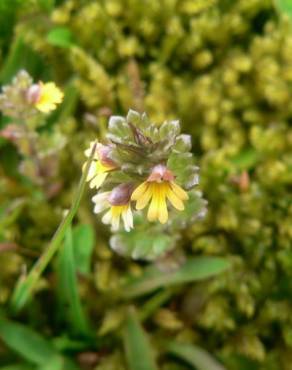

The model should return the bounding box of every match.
[34,82,63,113]
[131,165,188,224]
[84,141,117,189]
[92,192,133,231]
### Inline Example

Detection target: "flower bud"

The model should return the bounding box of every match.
[97,144,117,167]
[26,83,41,105]
[108,183,134,206]
[147,164,175,182]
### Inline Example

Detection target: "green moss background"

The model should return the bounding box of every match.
[1,0,292,369]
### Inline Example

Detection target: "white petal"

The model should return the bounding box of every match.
[92,191,110,204]
[111,214,120,231]
[89,172,108,189]
[84,141,99,158]
[102,210,112,225]
[122,206,133,232]
[93,200,108,214]
[87,161,97,180]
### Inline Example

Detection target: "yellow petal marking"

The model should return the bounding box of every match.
[147,183,159,221]
[157,183,168,224]
[166,184,185,210]
[35,82,63,113]
[136,184,152,210]
[131,182,148,200]
[170,182,189,200]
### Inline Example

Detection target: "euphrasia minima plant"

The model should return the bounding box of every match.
[85,110,207,260]
[0,71,64,189]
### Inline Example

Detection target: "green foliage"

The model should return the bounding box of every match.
[274,0,292,20]
[121,257,230,298]
[47,27,74,48]
[0,0,292,369]
[0,317,60,365]
[166,341,226,370]
[123,308,158,370]
[56,226,91,336]
[72,224,95,275]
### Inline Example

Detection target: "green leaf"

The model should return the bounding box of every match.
[169,190,207,230]
[166,341,226,370]
[274,0,292,20]
[56,226,91,336]
[121,257,230,298]
[46,27,74,48]
[126,109,141,125]
[0,317,60,365]
[72,224,95,275]
[167,152,199,188]
[123,308,158,370]
[37,357,63,370]
[37,356,80,370]
[110,219,176,260]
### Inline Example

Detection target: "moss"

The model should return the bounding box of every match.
[1,0,292,369]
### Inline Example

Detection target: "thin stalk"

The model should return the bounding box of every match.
[10,142,97,313]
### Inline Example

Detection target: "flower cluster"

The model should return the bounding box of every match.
[84,110,205,235]
[0,70,63,118]
[0,71,64,189]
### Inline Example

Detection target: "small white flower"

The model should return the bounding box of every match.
[92,192,133,232]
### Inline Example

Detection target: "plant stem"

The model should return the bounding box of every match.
[10,142,97,313]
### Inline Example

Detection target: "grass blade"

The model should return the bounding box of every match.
[56,226,91,336]
[166,341,226,370]
[72,224,95,275]
[124,308,158,370]
[0,317,60,365]
[121,257,230,298]
[10,142,97,313]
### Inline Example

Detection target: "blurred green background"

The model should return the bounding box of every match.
[1,0,292,369]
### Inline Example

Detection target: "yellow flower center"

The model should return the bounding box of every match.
[131,180,188,224]
[102,204,133,231]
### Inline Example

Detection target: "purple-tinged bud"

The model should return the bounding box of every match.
[97,144,117,168]
[108,183,134,206]
[147,164,175,182]
[26,83,41,105]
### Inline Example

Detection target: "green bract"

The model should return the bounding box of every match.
[86,109,207,260]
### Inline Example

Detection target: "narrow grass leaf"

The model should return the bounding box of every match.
[122,257,230,298]
[166,341,226,370]
[72,224,95,275]
[10,142,97,313]
[56,226,90,336]
[124,308,158,370]
[0,317,60,365]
